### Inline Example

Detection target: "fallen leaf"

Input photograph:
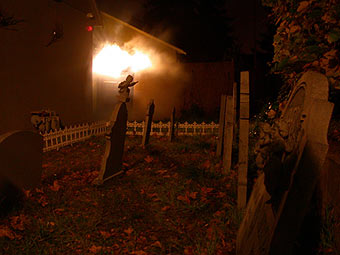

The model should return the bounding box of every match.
[54,208,64,214]
[131,251,147,255]
[297,1,309,12]
[184,246,194,255]
[50,180,60,192]
[147,193,157,198]
[189,192,198,199]
[99,231,111,239]
[161,206,170,211]
[201,187,214,194]
[202,160,211,169]
[10,215,27,231]
[89,245,102,253]
[151,241,162,248]
[124,227,133,235]
[0,225,17,240]
[216,192,226,198]
[177,194,190,204]
[144,155,153,163]
[156,169,167,174]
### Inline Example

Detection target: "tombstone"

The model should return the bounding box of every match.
[0,131,42,210]
[94,75,137,184]
[217,94,227,157]
[94,102,128,184]
[142,100,155,147]
[238,71,250,209]
[236,71,334,255]
[0,130,42,189]
[223,95,234,173]
[169,107,176,142]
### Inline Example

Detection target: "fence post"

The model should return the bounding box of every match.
[238,71,250,209]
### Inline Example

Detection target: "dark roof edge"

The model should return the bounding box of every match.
[101,11,187,55]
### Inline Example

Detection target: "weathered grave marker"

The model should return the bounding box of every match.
[94,75,137,184]
[236,71,334,255]
[169,107,176,142]
[238,71,250,209]
[217,94,227,157]
[223,95,234,173]
[0,131,42,189]
[142,99,155,147]
[94,102,128,184]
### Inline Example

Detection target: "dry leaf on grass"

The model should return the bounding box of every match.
[124,227,133,235]
[50,180,60,192]
[144,155,153,163]
[89,245,102,253]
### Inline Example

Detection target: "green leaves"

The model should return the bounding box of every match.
[264,0,340,89]
[327,29,340,44]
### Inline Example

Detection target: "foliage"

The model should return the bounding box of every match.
[262,0,340,92]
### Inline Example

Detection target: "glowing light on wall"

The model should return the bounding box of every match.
[92,44,152,79]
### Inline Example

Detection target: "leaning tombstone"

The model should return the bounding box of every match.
[94,75,137,185]
[236,71,334,255]
[0,131,42,212]
[169,107,176,142]
[216,94,227,158]
[142,99,155,147]
[223,95,234,174]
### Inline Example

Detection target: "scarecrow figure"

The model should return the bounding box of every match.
[118,75,138,102]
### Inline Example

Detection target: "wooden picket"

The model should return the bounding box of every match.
[42,120,219,152]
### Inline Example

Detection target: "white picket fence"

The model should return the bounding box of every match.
[42,121,219,152]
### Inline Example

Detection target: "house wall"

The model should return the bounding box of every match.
[0,0,93,135]
[181,61,234,118]
[92,13,185,121]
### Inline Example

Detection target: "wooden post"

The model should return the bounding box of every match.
[238,71,250,209]
[217,94,227,158]
[169,107,176,142]
[223,96,234,173]
[142,100,155,147]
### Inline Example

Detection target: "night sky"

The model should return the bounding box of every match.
[96,0,269,55]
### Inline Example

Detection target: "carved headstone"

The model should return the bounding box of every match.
[236,71,334,255]
[0,131,42,189]
[94,102,128,184]
[169,107,176,142]
[217,94,227,157]
[142,100,155,147]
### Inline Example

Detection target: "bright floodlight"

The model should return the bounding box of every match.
[92,44,152,79]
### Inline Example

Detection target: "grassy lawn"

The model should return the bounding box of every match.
[0,135,241,255]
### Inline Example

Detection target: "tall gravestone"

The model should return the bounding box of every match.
[142,100,155,147]
[0,131,42,211]
[169,107,176,142]
[236,71,334,255]
[217,94,227,158]
[94,75,137,184]
[0,131,42,189]
[223,95,234,173]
